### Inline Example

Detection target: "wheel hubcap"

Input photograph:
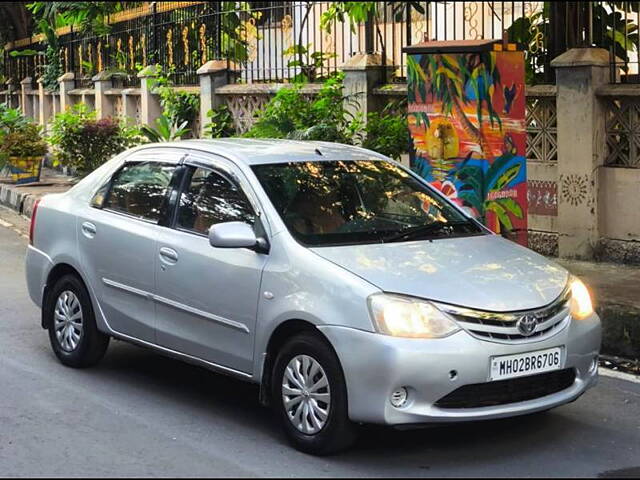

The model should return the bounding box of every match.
[282,354,331,435]
[54,290,83,352]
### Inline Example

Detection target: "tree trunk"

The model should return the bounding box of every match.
[0,4,34,41]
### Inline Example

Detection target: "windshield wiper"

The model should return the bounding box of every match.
[381,220,476,243]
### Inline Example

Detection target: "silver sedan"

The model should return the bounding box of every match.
[26,139,601,454]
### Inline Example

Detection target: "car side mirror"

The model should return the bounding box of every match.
[208,221,269,253]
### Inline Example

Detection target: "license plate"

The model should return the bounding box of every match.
[490,347,563,381]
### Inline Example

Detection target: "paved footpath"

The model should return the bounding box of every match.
[0,168,75,218]
[1,206,640,477]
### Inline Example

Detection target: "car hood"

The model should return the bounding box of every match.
[310,235,569,312]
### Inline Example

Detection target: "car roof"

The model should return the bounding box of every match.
[133,138,389,166]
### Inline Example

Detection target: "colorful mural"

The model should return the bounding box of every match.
[406,42,528,245]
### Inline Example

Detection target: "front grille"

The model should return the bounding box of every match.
[436,288,572,343]
[434,368,576,409]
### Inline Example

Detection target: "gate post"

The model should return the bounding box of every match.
[137,65,162,127]
[551,48,609,260]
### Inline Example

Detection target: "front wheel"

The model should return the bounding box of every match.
[271,331,357,455]
[46,274,110,368]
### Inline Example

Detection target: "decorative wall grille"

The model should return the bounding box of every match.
[224,94,272,134]
[113,96,124,118]
[603,98,640,168]
[134,96,142,124]
[526,95,557,163]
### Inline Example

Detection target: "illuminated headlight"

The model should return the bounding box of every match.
[368,293,460,338]
[569,277,594,320]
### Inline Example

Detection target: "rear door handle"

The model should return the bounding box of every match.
[81,222,97,238]
[159,247,179,264]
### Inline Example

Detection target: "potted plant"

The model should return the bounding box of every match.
[0,123,48,184]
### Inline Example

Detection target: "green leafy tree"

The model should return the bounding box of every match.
[218,1,262,63]
[24,2,139,89]
[508,2,640,83]
[283,43,337,83]
[27,2,138,35]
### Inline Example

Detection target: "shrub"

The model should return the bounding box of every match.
[158,89,199,131]
[0,104,37,171]
[49,105,139,176]
[139,115,189,142]
[244,74,409,159]
[362,109,408,160]
[0,123,48,158]
[0,103,30,132]
[244,72,363,143]
[154,67,200,135]
[203,105,235,138]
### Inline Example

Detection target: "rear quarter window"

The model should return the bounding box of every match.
[101,162,176,222]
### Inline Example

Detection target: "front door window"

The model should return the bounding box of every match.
[177,167,256,235]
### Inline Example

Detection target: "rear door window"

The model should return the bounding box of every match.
[103,162,176,223]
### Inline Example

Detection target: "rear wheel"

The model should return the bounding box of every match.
[46,274,109,368]
[271,331,357,455]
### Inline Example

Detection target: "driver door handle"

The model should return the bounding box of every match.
[159,247,179,264]
[81,222,97,238]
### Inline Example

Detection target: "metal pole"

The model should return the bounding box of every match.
[587,2,593,46]
[151,1,158,64]
[69,25,75,74]
[406,2,412,45]
[365,17,375,54]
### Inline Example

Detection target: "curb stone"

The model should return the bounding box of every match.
[0,183,33,216]
[22,194,38,218]
[598,303,640,359]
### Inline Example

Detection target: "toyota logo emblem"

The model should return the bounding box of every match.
[517,314,538,336]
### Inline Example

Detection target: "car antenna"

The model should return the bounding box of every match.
[315,148,323,156]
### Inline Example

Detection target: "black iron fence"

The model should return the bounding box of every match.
[3,1,640,87]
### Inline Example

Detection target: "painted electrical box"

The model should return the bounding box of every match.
[404,40,527,246]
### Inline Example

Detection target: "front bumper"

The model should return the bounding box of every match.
[318,312,601,425]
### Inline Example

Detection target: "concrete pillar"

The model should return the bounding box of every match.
[551,48,610,260]
[121,89,139,124]
[137,65,162,127]
[92,71,114,119]
[20,77,33,119]
[197,60,239,137]
[58,72,75,112]
[37,77,53,128]
[340,53,395,124]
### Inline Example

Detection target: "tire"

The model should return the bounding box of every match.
[45,274,109,368]
[271,331,357,455]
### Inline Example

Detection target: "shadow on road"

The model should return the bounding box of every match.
[86,339,603,468]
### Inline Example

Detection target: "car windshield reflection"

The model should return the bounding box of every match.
[252,160,484,247]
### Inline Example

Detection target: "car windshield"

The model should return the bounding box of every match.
[252,160,484,247]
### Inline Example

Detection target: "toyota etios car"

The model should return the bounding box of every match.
[26,139,601,454]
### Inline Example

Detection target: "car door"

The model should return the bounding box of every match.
[78,149,183,342]
[154,153,269,374]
